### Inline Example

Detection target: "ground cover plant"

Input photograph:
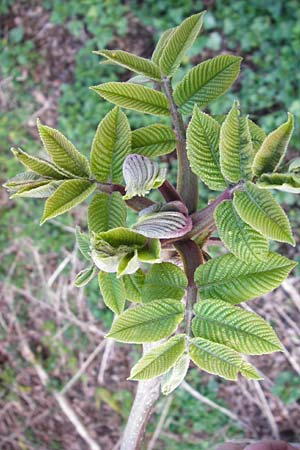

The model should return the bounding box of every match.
[4,10,299,450]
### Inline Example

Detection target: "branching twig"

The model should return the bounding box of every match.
[181,381,251,430]
[97,338,115,384]
[251,380,279,439]
[16,325,102,450]
[147,395,173,450]
[61,340,106,395]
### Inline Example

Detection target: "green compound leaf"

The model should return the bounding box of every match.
[257,173,300,194]
[75,226,91,260]
[187,107,226,191]
[174,55,242,115]
[75,266,97,287]
[40,180,96,224]
[98,271,126,315]
[123,154,166,199]
[91,82,170,116]
[253,113,294,177]
[95,50,161,81]
[37,119,90,178]
[90,107,131,183]
[189,337,261,380]
[129,334,186,380]
[159,12,205,76]
[123,269,145,303]
[11,147,69,179]
[11,181,61,198]
[214,200,268,262]
[133,210,192,239]
[161,353,190,395]
[233,182,295,245]
[248,119,266,153]
[132,124,176,157]
[88,192,126,233]
[192,299,282,355]
[107,299,184,343]
[195,251,296,304]
[141,262,187,303]
[220,101,254,183]
[151,27,176,65]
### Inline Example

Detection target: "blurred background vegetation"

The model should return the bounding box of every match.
[1,1,300,449]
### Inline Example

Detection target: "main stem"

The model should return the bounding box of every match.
[121,78,202,450]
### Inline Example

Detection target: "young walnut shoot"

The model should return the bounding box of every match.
[5,11,298,450]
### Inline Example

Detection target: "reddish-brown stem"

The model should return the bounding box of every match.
[175,240,203,336]
[159,179,184,203]
[162,77,198,213]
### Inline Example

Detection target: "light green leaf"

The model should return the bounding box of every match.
[257,173,300,194]
[75,226,91,260]
[189,337,261,380]
[174,55,242,115]
[91,82,170,116]
[11,147,68,179]
[95,50,161,81]
[98,271,126,314]
[233,182,295,245]
[248,119,266,153]
[161,354,190,395]
[129,335,186,380]
[41,180,96,224]
[123,270,145,303]
[132,124,176,157]
[159,12,205,76]
[11,181,61,198]
[253,113,294,176]
[220,101,254,183]
[90,107,131,183]
[107,298,184,343]
[195,251,296,304]
[37,119,90,177]
[214,200,268,262]
[151,27,176,65]
[123,154,166,199]
[137,238,161,263]
[127,75,152,85]
[288,158,300,174]
[92,227,147,257]
[91,252,121,273]
[4,171,42,191]
[141,262,187,303]
[192,299,282,355]
[75,266,97,287]
[187,107,226,190]
[133,210,192,239]
[117,251,140,277]
[88,192,126,233]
